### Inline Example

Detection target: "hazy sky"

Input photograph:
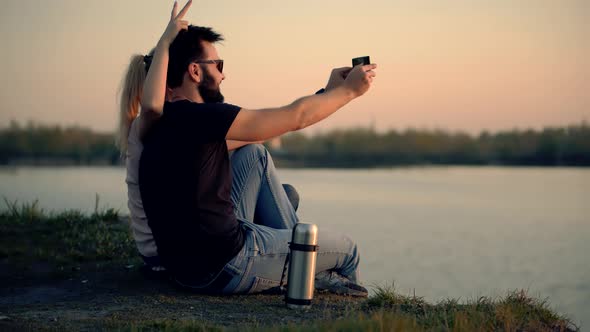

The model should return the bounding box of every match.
[0,0,588,134]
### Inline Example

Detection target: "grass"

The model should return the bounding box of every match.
[106,287,578,332]
[0,201,579,331]
[0,197,137,266]
[362,284,576,331]
[110,288,578,332]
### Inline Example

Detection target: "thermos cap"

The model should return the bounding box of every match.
[291,223,318,246]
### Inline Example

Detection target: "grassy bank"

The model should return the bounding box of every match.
[0,201,578,331]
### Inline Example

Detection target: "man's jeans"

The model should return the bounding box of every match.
[215,144,361,294]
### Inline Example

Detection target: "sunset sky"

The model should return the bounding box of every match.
[0,0,588,135]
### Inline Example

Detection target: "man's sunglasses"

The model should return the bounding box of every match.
[193,59,224,73]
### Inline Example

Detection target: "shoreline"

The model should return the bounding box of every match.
[0,206,580,331]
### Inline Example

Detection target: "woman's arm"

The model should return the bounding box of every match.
[139,0,192,140]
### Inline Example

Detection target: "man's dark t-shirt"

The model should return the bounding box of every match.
[139,100,244,283]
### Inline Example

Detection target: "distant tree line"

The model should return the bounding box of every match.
[278,123,590,167]
[0,121,119,165]
[0,121,588,167]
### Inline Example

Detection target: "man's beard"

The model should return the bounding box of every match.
[198,69,224,103]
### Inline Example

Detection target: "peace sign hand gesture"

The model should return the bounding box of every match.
[160,0,193,47]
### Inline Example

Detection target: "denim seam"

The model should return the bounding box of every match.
[316,251,351,255]
[256,253,289,258]
[262,149,290,227]
[234,153,266,218]
[234,255,256,292]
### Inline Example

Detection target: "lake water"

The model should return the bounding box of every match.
[1,166,588,326]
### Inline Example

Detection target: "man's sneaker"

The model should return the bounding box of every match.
[314,271,368,297]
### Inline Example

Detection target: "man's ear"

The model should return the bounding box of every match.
[165,87,173,101]
[187,63,201,84]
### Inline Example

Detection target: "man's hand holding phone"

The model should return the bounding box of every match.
[325,56,375,93]
[343,63,377,98]
[325,67,353,91]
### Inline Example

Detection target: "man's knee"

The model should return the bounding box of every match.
[233,143,268,161]
[236,144,267,156]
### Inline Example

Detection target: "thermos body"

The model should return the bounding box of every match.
[286,223,319,309]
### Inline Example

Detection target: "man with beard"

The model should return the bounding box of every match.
[139,2,376,295]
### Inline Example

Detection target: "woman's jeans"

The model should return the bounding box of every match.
[214,144,361,294]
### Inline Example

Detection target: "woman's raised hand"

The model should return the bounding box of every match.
[160,0,193,47]
[139,0,193,119]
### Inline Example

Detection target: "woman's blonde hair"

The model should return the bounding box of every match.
[116,50,154,156]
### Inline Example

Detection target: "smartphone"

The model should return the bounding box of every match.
[352,56,370,67]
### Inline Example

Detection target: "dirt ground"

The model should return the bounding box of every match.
[0,261,364,331]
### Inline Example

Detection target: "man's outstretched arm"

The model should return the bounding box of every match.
[226,64,376,142]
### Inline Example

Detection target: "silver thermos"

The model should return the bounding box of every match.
[285,223,319,309]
